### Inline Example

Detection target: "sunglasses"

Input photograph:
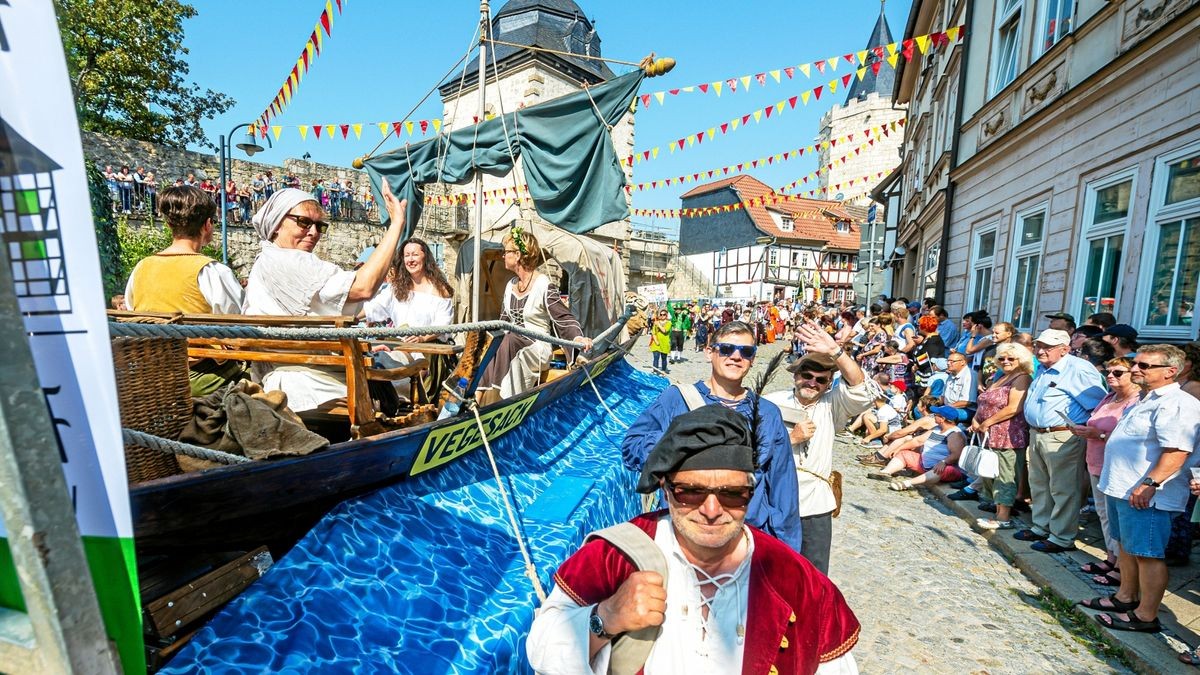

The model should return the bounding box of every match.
[995,356,1017,362]
[795,371,832,385]
[713,342,757,359]
[1104,369,1130,377]
[664,480,754,509]
[1130,361,1173,371]
[284,213,330,234]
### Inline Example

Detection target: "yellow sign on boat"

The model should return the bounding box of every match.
[410,392,541,475]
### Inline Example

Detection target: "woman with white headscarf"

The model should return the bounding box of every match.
[243,181,407,411]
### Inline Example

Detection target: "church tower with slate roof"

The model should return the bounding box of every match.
[815,4,906,207]
[435,0,633,266]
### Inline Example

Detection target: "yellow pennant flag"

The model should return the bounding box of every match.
[314,23,323,51]
[405,120,415,136]
[306,41,315,66]
[713,82,723,96]
[352,123,362,139]
[769,69,781,83]
[829,79,838,94]
[827,57,839,72]
[651,147,659,159]
[296,57,305,82]
[378,122,389,137]
[799,63,811,78]
[947,26,961,42]
[325,124,335,139]
[686,136,695,147]
[753,110,762,123]
[740,75,751,90]
[915,35,930,54]
[857,50,869,65]
[272,126,282,140]
[668,142,676,154]
[801,90,811,105]
[654,91,665,105]
[731,118,740,131]
[887,53,899,68]
[887,42,899,57]
[634,154,642,164]
[432,119,442,133]
[681,86,694,92]
[299,126,309,140]
[856,67,866,81]
[775,101,785,115]
[706,128,716,140]
[325,0,335,31]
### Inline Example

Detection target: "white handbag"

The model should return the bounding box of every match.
[958,430,1001,479]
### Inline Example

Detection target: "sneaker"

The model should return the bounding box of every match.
[978,502,997,513]
[947,488,979,501]
[976,518,1014,530]
[948,478,970,490]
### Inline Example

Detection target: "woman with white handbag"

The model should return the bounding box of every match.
[968,343,1034,530]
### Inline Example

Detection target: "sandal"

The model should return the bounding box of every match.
[1080,561,1116,575]
[1091,571,1121,587]
[1095,611,1161,633]
[1179,646,1200,666]
[866,471,894,481]
[1079,594,1139,612]
[889,479,913,491]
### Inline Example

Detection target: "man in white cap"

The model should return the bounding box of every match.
[1015,328,1107,553]
[243,181,407,411]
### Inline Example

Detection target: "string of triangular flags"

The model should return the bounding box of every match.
[628,119,904,192]
[630,167,896,219]
[255,0,346,130]
[638,26,964,108]
[247,116,497,141]
[423,184,531,207]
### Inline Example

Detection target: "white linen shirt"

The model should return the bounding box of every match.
[124,261,243,314]
[1098,382,1200,512]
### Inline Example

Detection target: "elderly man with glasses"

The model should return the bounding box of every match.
[1015,329,1107,553]
[622,321,802,552]
[243,184,407,411]
[1084,345,1200,633]
[530,405,860,674]
[764,321,873,573]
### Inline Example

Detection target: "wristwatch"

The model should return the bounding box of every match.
[831,347,845,359]
[589,604,614,639]
[1141,477,1161,488]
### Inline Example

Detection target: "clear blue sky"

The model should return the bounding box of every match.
[184,0,913,234]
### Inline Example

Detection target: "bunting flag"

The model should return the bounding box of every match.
[628,167,897,219]
[254,0,346,128]
[243,116,458,141]
[638,25,965,107]
[627,119,906,193]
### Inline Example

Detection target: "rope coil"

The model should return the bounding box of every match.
[122,428,251,465]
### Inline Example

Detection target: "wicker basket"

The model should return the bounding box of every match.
[111,336,193,483]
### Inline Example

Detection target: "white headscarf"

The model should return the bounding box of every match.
[250,188,318,242]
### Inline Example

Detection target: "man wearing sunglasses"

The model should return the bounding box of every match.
[764,320,872,574]
[243,184,409,411]
[530,405,860,674]
[1088,345,1200,633]
[622,321,802,552]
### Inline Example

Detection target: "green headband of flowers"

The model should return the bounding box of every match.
[511,224,528,256]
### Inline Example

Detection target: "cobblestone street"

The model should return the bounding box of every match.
[623,338,1129,673]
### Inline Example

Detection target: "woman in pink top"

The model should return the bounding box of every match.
[967,342,1033,529]
[1069,356,1139,584]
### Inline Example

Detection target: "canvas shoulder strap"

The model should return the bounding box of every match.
[586,522,670,675]
[674,382,706,411]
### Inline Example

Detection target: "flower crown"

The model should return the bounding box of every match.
[511,224,528,256]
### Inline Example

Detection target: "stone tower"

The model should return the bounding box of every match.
[436,0,634,262]
[815,4,906,206]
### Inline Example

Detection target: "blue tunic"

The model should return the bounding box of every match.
[621,382,802,552]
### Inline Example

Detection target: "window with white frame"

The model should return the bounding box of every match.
[1006,205,1047,332]
[1038,0,1073,55]
[990,0,1023,96]
[1072,171,1133,321]
[969,227,997,313]
[923,242,940,296]
[1138,145,1200,335]
[780,216,794,232]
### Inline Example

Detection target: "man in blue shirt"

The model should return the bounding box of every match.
[1015,328,1107,553]
[622,320,802,552]
[933,305,960,349]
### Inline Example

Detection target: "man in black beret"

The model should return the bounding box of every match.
[529,406,861,674]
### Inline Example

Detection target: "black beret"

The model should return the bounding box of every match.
[636,405,756,493]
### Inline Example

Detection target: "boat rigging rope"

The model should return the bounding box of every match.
[122,428,251,465]
[467,399,548,602]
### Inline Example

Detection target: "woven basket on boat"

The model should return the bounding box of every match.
[111,336,192,483]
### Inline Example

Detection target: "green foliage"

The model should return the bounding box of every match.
[86,161,124,299]
[56,0,235,149]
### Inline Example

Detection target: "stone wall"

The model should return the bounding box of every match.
[816,93,906,206]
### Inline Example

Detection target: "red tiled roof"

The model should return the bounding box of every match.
[680,175,861,251]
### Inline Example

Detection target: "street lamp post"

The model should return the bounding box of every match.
[754,235,776,302]
[219,123,272,264]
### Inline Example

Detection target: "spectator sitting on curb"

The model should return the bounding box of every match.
[856,395,940,467]
[865,405,967,492]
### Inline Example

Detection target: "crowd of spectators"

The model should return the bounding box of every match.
[101,164,377,223]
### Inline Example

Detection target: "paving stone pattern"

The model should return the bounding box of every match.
[623,338,1129,674]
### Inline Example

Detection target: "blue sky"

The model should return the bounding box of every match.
[184,0,913,234]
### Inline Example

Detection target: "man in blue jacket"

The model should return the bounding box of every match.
[621,320,802,552]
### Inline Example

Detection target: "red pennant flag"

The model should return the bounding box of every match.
[720,122,729,134]
[871,61,882,75]
[301,48,310,71]
[783,152,790,160]
[699,83,709,93]
[695,132,704,144]
[843,54,855,64]
[798,148,805,156]
[722,167,729,175]
[902,39,914,61]
[678,139,686,150]
[751,160,759,168]
[320,9,332,36]
[784,66,794,79]
[340,124,349,139]
[737,163,744,171]
[848,133,854,141]
[755,73,766,86]
[869,139,875,146]
[707,170,714,178]
[841,73,852,87]
[392,122,403,137]
[335,0,342,10]
[472,116,479,124]
[854,148,860,155]
[643,150,650,161]
[874,46,885,59]
[313,124,322,138]
[693,174,700,181]
[764,105,772,118]
[815,61,826,74]
[310,30,321,55]
[898,118,906,126]
[788,96,798,109]
[883,127,890,137]
[741,114,751,125]
[669,88,680,95]
[419,119,429,133]
[830,138,838,147]
[932,31,949,47]
[726,78,738,92]
[813,86,823,100]
[767,156,774,165]
[641,94,651,108]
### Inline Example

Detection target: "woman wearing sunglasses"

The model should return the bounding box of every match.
[967,343,1033,530]
[242,184,408,411]
[1070,357,1139,585]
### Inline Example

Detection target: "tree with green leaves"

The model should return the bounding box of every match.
[56,0,234,149]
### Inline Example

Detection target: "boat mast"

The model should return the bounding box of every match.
[472,0,489,323]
